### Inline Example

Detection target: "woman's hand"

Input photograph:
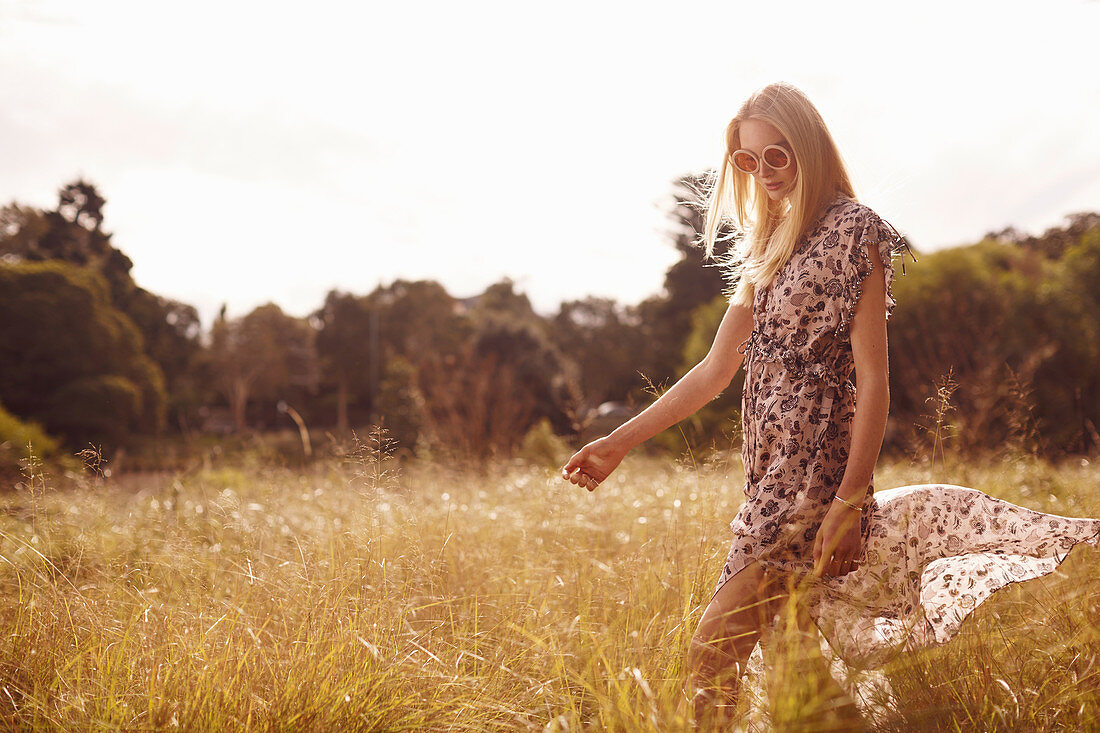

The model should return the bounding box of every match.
[560,437,627,492]
[812,501,863,577]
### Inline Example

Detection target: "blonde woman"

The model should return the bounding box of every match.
[561,82,1100,722]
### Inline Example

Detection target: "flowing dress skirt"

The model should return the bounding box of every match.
[792,484,1100,667]
[727,483,1099,729]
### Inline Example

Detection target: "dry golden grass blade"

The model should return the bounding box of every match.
[0,454,1096,730]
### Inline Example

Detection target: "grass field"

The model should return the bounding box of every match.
[2,444,1099,731]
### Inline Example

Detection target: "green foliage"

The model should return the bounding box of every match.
[373,356,422,453]
[888,224,1100,455]
[119,287,203,428]
[0,402,58,458]
[0,179,194,442]
[671,294,744,452]
[372,279,470,359]
[46,375,142,450]
[551,297,648,408]
[0,203,50,259]
[0,401,60,486]
[471,321,580,436]
[629,173,740,391]
[468,279,541,328]
[205,303,319,431]
[314,279,583,460]
[313,281,471,434]
[3,175,1097,461]
[516,417,571,468]
[0,260,166,449]
[314,290,378,431]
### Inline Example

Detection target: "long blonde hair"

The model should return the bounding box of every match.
[703,82,856,306]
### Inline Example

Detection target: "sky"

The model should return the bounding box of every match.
[1,0,1098,326]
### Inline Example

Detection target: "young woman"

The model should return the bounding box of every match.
[560,82,1100,720]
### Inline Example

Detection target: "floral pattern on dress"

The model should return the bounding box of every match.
[712,195,1100,665]
[808,485,1100,667]
[717,195,907,587]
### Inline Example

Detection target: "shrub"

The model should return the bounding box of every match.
[0,401,60,487]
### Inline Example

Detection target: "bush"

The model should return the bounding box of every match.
[0,401,60,487]
[516,418,571,468]
[46,374,142,451]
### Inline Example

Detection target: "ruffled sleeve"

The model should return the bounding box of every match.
[836,210,910,337]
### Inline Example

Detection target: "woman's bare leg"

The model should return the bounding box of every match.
[686,561,784,724]
[764,578,864,731]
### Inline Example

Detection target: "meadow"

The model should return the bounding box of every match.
[2,440,1099,731]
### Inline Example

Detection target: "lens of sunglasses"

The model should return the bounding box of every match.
[732,151,759,173]
[762,146,790,169]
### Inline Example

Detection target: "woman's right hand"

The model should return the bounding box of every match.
[560,436,627,492]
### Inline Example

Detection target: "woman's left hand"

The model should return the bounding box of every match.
[812,501,863,577]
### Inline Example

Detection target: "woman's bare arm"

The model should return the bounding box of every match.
[561,300,753,489]
[608,301,752,449]
[836,246,891,503]
[813,244,890,576]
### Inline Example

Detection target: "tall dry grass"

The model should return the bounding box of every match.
[1,444,1098,731]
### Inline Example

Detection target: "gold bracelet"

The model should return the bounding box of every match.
[833,494,863,512]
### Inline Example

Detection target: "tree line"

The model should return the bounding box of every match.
[1,178,1097,474]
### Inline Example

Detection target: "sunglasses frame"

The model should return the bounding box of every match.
[729,143,793,174]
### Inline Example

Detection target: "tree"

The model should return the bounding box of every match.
[467,279,541,327]
[120,287,203,430]
[1039,226,1100,451]
[57,179,107,233]
[992,212,1100,260]
[886,222,1100,455]
[206,303,319,431]
[314,290,376,432]
[673,293,746,451]
[8,180,118,278]
[1,180,203,432]
[0,204,50,261]
[465,279,581,435]
[370,279,468,360]
[550,296,647,407]
[313,281,469,434]
[315,278,583,458]
[413,342,540,461]
[470,320,580,435]
[0,261,166,449]
[633,173,739,389]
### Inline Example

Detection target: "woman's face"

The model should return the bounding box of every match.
[736,118,798,203]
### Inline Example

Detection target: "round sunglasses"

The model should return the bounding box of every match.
[729,144,793,174]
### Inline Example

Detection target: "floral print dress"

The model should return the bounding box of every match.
[714,194,1100,665]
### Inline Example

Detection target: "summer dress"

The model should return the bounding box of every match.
[715,194,1100,667]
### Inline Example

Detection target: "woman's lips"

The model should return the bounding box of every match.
[765,182,782,190]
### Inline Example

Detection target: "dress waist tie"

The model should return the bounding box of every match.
[738,331,851,390]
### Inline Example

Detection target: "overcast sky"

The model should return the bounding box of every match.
[2,0,1098,326]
